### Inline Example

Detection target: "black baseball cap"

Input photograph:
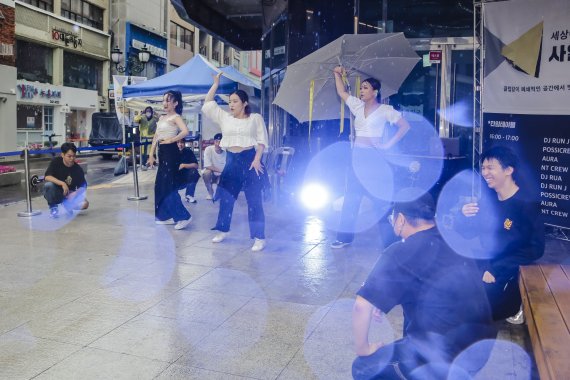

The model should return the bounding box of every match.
[214,133,222,140]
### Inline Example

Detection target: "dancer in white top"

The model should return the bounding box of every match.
[331,66,411,248]
[202,73,269,252]
[147,90,192,230]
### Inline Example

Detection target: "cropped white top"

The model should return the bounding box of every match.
[155,114,181,140]
[202,101,268,148]
[346,96,402,138]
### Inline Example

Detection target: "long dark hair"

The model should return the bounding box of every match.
[363,77,382,102]
[164,90,183,114]
[230,89,251,116]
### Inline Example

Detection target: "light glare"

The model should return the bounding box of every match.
[300,183,329,210]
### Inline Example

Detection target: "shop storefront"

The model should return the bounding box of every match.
[13,2,110,150]
[126,22,167,79]
[16,81,98,148]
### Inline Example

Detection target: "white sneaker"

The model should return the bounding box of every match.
[212,232,227,243]
[185,195,197,204]
[174,217,192,230]
[506,307,525,325]
[251,238,266,252]
[155,218,175,225]
[206,194,213,200]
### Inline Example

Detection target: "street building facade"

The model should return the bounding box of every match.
[13,0,110,151]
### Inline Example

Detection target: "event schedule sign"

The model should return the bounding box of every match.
[483,0,570,229]
[483,113,570,227]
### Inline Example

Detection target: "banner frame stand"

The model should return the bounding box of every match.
[475,0,570,237]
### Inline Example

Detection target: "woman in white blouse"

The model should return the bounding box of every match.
[147,90,192,230]
[331,66,411,249]
[202,73,269,252]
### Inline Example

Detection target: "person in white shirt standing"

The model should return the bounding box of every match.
[202,133,227,200]
[331,66,411,249]
[202,73,269,252]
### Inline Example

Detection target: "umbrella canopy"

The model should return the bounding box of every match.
[122,54,258,98]
[273,33,420,123]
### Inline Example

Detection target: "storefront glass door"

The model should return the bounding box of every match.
[392,39,474,160]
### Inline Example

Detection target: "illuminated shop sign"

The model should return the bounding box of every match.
[17,84,62,100]
[52,27,83,49]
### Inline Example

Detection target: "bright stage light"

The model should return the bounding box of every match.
[300,183,330,210]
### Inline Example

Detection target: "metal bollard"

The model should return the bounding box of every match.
[127,139,147,201]
[18,148,41,217]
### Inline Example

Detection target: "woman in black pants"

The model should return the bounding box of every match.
[202,73,269,252]
[147,90,192,230]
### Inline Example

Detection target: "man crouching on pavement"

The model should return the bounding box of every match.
[44,142,89,218]
[351,193,496,380]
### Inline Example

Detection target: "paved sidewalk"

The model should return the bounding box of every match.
[1,175,564,379]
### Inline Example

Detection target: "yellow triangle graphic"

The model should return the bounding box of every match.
[501,21,543,77]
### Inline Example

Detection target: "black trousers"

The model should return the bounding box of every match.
[485,274,522,320]
[155,143,190,222]
[213,149,265,239]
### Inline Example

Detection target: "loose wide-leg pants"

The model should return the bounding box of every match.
[213,149,265,239]
[155,143,191,222]
[337,147,391,244]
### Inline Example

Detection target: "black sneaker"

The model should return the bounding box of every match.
[49,207,59,219]
[330,240,351,249]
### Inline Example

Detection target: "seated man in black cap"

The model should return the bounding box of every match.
[176,139,200,203]
[352,192,496,380]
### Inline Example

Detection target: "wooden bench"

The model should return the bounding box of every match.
[519,264,570,380]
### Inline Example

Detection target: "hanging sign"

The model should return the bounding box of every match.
[429,50,442,63]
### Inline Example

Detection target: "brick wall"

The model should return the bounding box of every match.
[0,4,15,66]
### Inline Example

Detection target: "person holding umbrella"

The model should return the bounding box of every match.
[331,66,411,249]
[202,73,269,252]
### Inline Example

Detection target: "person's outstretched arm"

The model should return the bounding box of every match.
[333,66,350,102]
[205,72,223,102]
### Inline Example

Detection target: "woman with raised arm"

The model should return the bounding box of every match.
[147,90,192,230]
[201,73,269,252]
[331,66,411,249]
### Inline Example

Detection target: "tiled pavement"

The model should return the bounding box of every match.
[1,170,567,379]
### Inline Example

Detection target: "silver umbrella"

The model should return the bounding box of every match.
[273,33,420,123]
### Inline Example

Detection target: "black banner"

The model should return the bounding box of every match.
[483,113,570,228]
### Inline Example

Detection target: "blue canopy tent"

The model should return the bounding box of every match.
[122,54,259,98]
[219,65,261,90]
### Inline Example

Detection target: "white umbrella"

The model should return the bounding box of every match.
[273,33,420,123]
